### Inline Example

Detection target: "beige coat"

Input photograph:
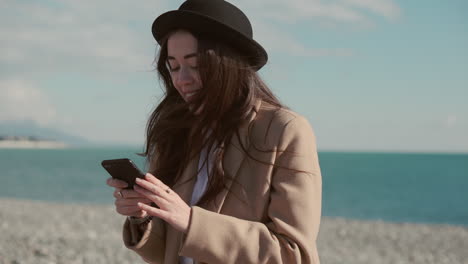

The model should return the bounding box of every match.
[122,100,322,264]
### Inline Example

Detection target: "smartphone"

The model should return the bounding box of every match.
[101,158,145,189]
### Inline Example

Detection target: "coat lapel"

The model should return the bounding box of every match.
[173,153,200,203]
[164,153,200,264]
[202,100,261,213]
[164,100,262,263]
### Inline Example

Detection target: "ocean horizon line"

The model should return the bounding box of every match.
[2,146,467,155]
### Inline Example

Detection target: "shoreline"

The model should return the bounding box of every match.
[1,198,467,264]
[4,196,467,228]
[0,140,68,149]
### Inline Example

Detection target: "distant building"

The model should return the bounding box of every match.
[0,135,68,149]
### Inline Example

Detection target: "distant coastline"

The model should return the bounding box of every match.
[0,136,67,149]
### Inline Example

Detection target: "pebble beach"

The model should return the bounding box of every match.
[1,198,467,264]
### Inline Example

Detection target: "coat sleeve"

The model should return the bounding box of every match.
[122,154,167,263]
[122,217,167,263]
[179,115,322,263]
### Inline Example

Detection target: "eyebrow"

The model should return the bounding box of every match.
[167,53,198,60]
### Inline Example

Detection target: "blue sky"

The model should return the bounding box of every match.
[1,0,467,152]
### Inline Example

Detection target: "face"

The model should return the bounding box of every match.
[166,30,202,104]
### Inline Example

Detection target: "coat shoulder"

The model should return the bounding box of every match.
[250,101,311,148]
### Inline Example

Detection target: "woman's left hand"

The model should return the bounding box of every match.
[134,173,191,233]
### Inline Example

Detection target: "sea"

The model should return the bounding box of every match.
[1,148,467,226]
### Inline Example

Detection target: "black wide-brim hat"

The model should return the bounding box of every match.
[152,0,268,71]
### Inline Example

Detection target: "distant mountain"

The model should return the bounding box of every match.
[0,120,90,146]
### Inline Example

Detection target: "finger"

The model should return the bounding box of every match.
[144,174,173,197]
[144,173,165,187]
[123,189,148,199]
[113,189,123,199]
[134,185,169,207]
[144,174,171,193]
[129,211,148,218]
[115,197,152,206]
[117,205,148,218]
[107,178,128,188]
[113,189,147,199]
[138,202,170,220]
[135,178,168,198]
[116,205,146,217]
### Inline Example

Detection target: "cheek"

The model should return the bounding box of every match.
[170,75,182,94]
[194,73,202,87]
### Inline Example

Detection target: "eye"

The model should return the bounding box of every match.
[167,63,179,72]
[169,66,180,72]
[187,57,198,69]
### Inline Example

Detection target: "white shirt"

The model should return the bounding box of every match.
[179,144,214,264]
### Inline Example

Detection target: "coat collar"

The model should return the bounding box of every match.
[172,99,261,207]
[164,99,262,263]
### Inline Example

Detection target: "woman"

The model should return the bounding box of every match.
[106,0,322,263]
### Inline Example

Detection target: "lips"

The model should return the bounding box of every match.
[186,91,198,97]
[183,90,200,102]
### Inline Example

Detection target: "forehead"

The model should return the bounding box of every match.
[167,30,198,56]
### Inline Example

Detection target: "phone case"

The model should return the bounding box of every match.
[101,158,145,189]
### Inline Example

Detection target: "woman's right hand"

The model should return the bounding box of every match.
[106,177,153,218]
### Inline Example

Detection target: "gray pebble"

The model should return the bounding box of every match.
[1,198,467,264]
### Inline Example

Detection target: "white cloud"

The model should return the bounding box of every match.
[254,20,353,58]
[0,0,401,77]
[342,0,401,20]
[0,0,403,145]
[234,0,400,24]
[445,115,458,128]
[233,0,400,58]
[0,0,168,75]
[0,79,56,126]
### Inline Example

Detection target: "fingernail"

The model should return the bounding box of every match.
[135,178,141,182]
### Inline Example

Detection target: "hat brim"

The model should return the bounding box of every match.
[152,10,268,71]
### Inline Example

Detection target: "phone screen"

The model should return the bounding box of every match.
[101,158,145,189]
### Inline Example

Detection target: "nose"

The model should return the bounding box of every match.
[176,66,194,88]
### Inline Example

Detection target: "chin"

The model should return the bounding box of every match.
[188,104,204,115]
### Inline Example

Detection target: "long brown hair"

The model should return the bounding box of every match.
[143,29,283,205]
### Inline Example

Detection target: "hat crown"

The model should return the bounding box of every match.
[178,0,253,38]
[152,0,268,70]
